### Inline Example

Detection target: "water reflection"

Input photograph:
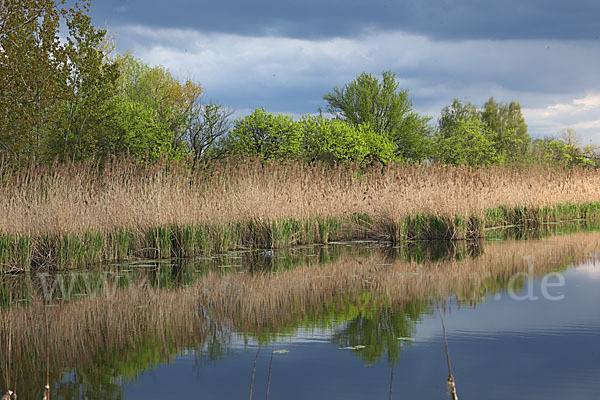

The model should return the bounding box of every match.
[1,227,600,399]
[0,239,485,307]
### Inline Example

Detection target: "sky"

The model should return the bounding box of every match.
[89,0,600,144]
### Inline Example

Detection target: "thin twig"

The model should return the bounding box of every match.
[437,302,458,400]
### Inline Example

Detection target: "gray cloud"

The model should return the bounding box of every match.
[116,26,600,143]
[91,0,600,41]
[85,0,600,144]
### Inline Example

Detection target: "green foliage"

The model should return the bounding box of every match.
[226,110,397,164]
[323,71,432,162]
[48,12,120,162]
[0,0,592,173]
[360,123,397,164]
[323,71,409,135]
[0,1,201,165]
[0,0,83,163]
[438,99,479,135]
[531,137,595,168]
[393,112,433,162]
[110,98,183,161]
[330,299,428,365]
[227,108,303,160]
[301,115,395,164]
[481,97,530,164]
[436,98,530,166]
[435,118,501,166]
[113,53,202,161]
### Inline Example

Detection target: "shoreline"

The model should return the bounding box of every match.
[2,202,600,272]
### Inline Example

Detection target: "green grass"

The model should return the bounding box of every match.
[0,234,32,271]
[2,201,600,272]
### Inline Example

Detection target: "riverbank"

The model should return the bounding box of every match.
[2,158,600,271]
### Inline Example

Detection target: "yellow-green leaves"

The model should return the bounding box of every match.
[228,108,302,160]
[302,116,395,164]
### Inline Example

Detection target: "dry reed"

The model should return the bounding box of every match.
[2,157,600,270]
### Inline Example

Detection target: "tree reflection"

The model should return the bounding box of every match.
[330,299,430,365]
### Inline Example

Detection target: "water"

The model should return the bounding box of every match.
[2,229,600,399]
[119,263,600,400]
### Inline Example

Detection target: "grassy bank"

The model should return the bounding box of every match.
[2,158,600,271]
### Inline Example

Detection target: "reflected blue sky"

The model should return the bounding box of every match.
[122,262,600,399]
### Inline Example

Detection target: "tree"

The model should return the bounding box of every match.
[481,97,530,164]
[108,98,176,161]
[330,298,428,366]
[48,11,120,162]
[0,0,73,163]
[438,99,479,137]
[114,53,203,157]
[301,115,395,164]
[186,101,234,165]
[323,71,431,162]
[394,112,433,162]
[560,127,580,147]
[437,98,532,166]
[435,118,501,166]
[531,129,597,168]
[226,108,303,160]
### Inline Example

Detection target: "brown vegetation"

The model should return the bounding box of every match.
[1,157,600,270]
[1,158,600,236]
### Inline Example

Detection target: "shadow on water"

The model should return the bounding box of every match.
[1,220,600,398]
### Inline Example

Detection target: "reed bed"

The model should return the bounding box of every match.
[2,157,600,270]
[2,231,600,396]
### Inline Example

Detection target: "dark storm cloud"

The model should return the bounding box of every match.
[91,0,600,41]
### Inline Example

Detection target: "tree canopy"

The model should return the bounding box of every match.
[323,71,431,162]
[436,98,536,166]
[435,117,501,166]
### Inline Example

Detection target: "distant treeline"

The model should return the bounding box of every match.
[1,0,598,168]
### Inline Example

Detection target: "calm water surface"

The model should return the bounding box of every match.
[2,229,600,399]
[121,262,600,400]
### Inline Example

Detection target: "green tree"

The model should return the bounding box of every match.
[437,98,531,166]
[323,71,431,162]
[48,12,120,162]
[435,118,501,166]
[301,115,395,164]
[481,97,530,164]
[115,53,203,155]
[106,99,177,161]
[438,99,479,137]
[226,108,303,160]
[394,112,433,162]
[330,298,428,366]
[531,129,596,168]
[0,0,74,163]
